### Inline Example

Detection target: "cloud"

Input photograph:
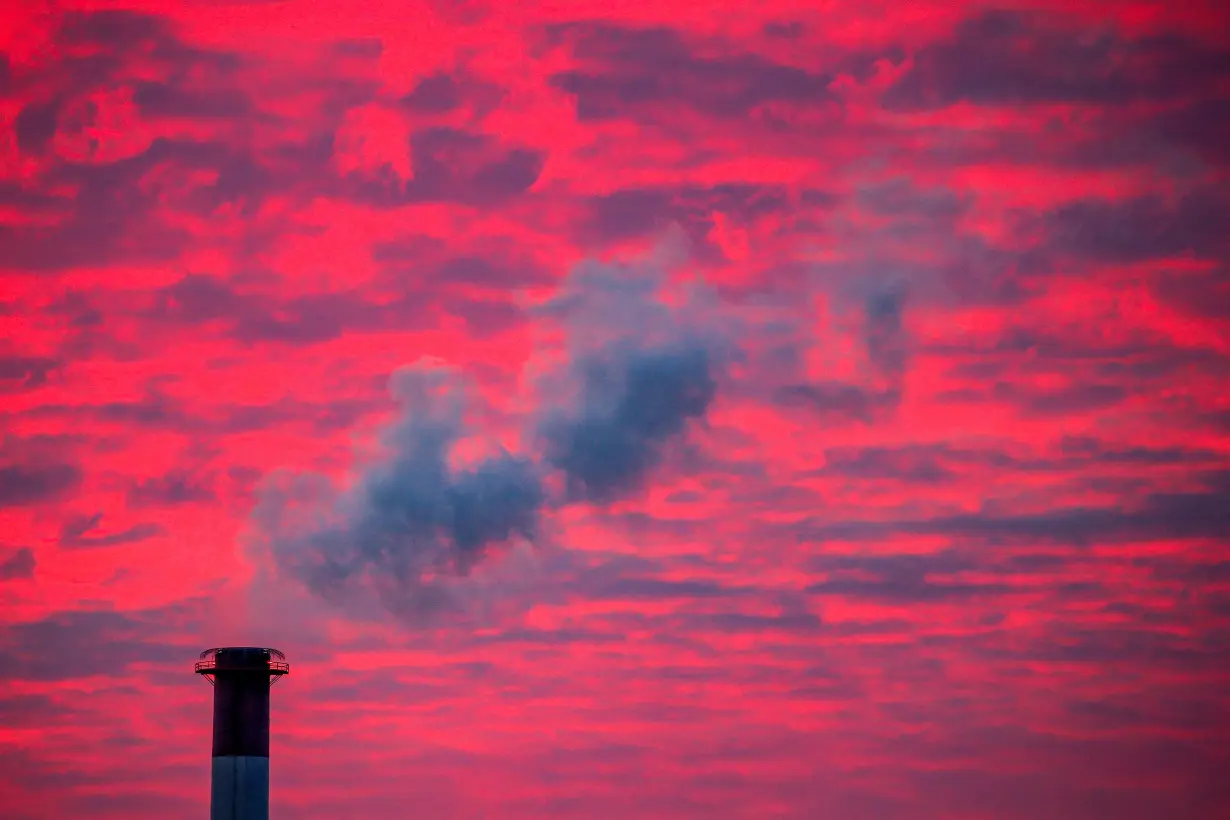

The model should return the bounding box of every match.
[883,9,1230,110]
[807,552,1014,603]
[371,241,553,294]
[153,251,532,347]
[340,127,545,207]
[814,438,1218,487]
[1154,268,1230,321]
[547,23,834,123]
[29,383,381,439]
[58,511,103,542]
[126,471,215,507]
[0,608,182,682]
[402,73,463,112]
[0,355,59,389]
[0,547,35,581]
[0,462,81,507]
[57,9,170,49]
[579,183,797,260]
[1024,187,1230,264]
[0,11,353,275]
[131,79,252,120]
[14,101,60,155]
[819,444,957,483]
[996,381,1129,418]
[0,140,207,272]
[774,381,890,423]
[800,469,1230,546]
[584,575,744,602]
[148,273,433,345]
[776,282,911,423]
[1151,96,1230,167]
[58,512,166,549]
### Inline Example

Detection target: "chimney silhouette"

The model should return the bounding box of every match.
[195,647,290,820]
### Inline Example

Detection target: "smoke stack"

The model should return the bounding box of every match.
[195,647,290,819]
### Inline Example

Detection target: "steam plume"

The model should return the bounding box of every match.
[533,259,733,502]
[252,251,736,619]
[255,363,543,619]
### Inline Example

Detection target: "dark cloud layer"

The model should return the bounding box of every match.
[58,513,166,550]
[340,127,544,208]
[0,608,182,682]
[0,548,35,581]
[0,356,59,389]
[1029,187,1230,264]
[549,23,834,122]
[802,469,1230,547]
[884,9,1230,110]
[0,462,82,507]
[126,471,215,507]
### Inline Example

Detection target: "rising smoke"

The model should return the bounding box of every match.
[532,258,734,503]
[253,363,544,619]
[252,251,738,619]
[252,248,909,620]
[541,345,717,503]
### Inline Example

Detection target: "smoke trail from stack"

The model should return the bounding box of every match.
[251,254,738,619]
[253,364,545,619]
[532,258,736,503]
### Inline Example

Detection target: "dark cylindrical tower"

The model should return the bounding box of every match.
[195,647,290,820]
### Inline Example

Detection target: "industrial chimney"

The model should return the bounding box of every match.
[195,647,290,820]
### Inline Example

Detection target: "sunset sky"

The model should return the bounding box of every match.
[1,1,1228,817]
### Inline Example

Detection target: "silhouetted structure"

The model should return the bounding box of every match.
[196,647,290,820]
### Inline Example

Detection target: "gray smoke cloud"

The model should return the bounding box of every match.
[253,248,739,620]
[254,362,544,619]
[532,258,735,503]
[541,345,717,503]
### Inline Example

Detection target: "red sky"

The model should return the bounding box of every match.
[1,1,1228,817]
